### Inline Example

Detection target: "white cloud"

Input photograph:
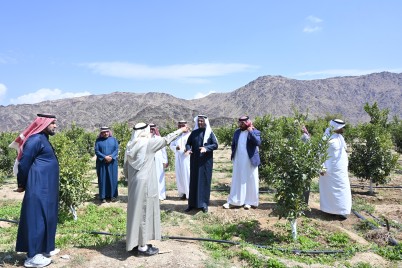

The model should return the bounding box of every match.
[295,68,402,78]
[0,83,7,100]
[303,15,323,33]
[10,88,91,105]
[303,26,322,33]
[306,15,323,23]
[193,91,216,99]
[0,54,17,64]
[83,62,258,83]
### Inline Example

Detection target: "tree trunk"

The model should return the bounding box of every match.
[290,219,297,240]
[70,205,78,221]
[369,178,374,195]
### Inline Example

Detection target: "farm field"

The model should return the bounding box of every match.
[1,146,401,268]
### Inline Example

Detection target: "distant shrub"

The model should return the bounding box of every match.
[0,132,18,180]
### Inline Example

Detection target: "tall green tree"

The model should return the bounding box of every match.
[349,103,398,194]
[259,115,327,240]
[51,132,92,220]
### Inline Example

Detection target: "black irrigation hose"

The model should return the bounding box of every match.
[352,210,399,246]
[163,235,239,245]
[84,231,346,255]
[0,218,348,255]
[211,188,276,194]
[366,211,387,227]
[254,245,344,255]
[86,231,125,236]
[164,236,345,254]
[350,184,402,189]
[365,211,402,231]
[0,218,19,224]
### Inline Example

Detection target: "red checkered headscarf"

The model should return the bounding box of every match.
[9,116,56,161]
[149,123,161,136]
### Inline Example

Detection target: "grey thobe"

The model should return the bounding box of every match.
[125,130,182,251]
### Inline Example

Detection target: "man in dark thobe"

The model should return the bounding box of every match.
[95,126,119,203]
[185,115,218,213]
[9,113,60,267]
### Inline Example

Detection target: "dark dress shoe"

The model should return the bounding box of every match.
[180,194,186,200]
[202,206,208,213]
[184,206,193,212]
[338,214,348,220]
[131,244,153,253]
[136,246,159,257]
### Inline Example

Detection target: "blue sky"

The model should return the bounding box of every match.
[1,0,401,106]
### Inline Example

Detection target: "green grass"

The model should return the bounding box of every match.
[374,243,402,261]
[0,201,20,252]
[57,203,126,248]
[198,216,370,267]
[161,210,185,226]
[350,262,377,268]
[352,197,375,213]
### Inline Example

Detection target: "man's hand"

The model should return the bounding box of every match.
[200,147,207,153]
[185,150,192,156]
[104,155,112,163]
[180,126,189,133]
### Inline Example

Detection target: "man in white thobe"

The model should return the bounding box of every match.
[319,119,352,220]
[150,123,168,200]
[169,120,191,200]
[223,116,261,210]
[124,122,188,256]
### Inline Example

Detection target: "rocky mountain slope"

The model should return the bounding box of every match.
[1,72,401,132]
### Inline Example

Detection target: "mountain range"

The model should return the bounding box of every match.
[1,71,401,132]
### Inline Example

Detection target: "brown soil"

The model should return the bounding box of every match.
[1,147,402,267]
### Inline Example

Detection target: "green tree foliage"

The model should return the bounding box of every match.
[389,116,402,153]
[0,132,18,181]
[258,114,328,239]
[111,122,132,168]
[349,103,398,194]
[64,123,97,156]
[51,132,92,219]
[213,121,238,147]
[253,114,276,185]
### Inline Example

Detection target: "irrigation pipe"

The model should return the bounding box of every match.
[350,184,402,189]
[3,216,395,254]
[366,211,387,227]
[211,188,276,194]
[0,218,19,224]
[86,231,345,255]
[0,219,353,255]
[352,210,399,246]
[366,211,402,231]
[86,231,125,236]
